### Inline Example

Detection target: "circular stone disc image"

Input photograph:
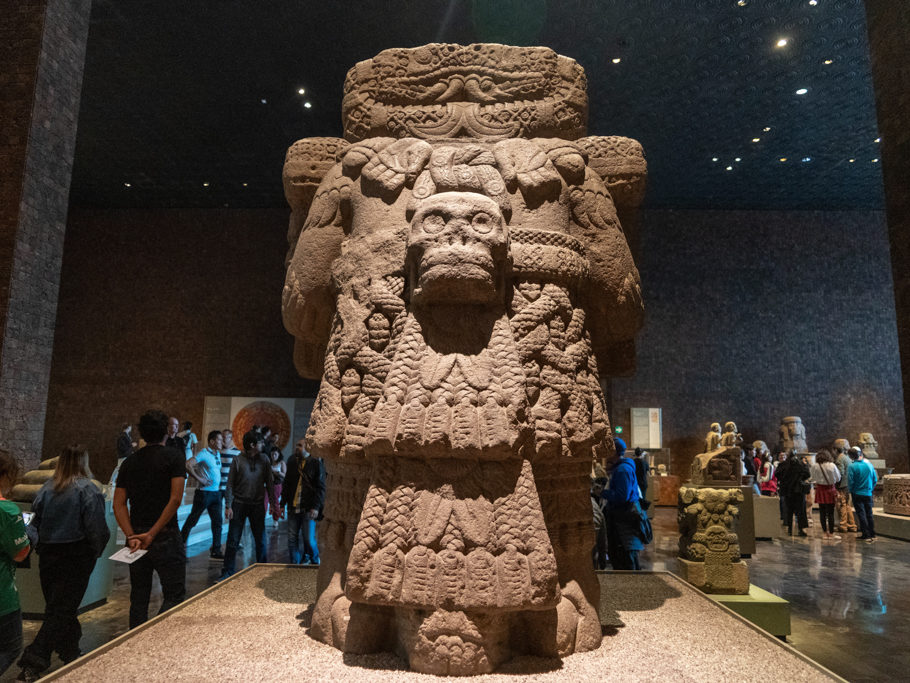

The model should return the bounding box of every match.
[232,401,291,450]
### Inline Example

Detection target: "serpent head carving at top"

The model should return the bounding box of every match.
[281,43,645,675]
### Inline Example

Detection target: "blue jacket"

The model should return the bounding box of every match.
[602,458,640,508]
[847,459,878,497]
[32,477,110,558]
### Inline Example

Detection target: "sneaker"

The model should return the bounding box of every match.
[865,537,875,544]
[831,534,841,540]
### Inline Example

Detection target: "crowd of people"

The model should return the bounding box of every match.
[751,442,879,543]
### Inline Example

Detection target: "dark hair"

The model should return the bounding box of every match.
[848,447,861,461]
[207,430,222,444]
[243,431,263,450]
[815,449,832,465]
[0,450,20,489]
[261,425,272,435]
[270,446,284,462]
[121,423,130,432]
[139,410,168,443]
[183,421,192,431]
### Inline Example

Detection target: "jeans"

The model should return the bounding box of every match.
[0,610,22,676]
[222,500,266,575]
[19,542,96,672]
[853,494,876,538]
[818,503,836,534]
[180,489,223,551]
[128,528,186,628]
[287,511,319,564]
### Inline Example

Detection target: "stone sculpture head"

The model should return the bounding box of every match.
[724,421,737,434]
[281,43,645,675]
[833,438,850,454]
[710,422,721,434]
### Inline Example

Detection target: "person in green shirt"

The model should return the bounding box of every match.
[0,450,30,676]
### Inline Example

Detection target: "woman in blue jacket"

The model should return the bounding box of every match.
[16,445,110,681]
[602,439,647,570]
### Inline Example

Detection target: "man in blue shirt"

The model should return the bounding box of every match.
[847,446,878,542]
[181,430,224,558]
[600,438,647,570]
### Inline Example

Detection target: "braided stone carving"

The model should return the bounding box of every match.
[282,43,644,675]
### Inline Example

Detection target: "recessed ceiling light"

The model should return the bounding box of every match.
[123,182,131,188]
[763,127,771,132]
[203,182,210,187]
[712,157,719,162]
[734,157,741,162]
[612,58,621,64]
[303,101,312,109]
[776,38,788,48]
[809,0,818,5]
[242,183,248,187]
[726,166,733,171]
[737,0,747,5]
[872,158,879,163]
[824,59,833,65]
[795,88,808,95]
[297,88,306,95]
[779,157,788,162]
[802,157,811,162]
[752,138,760,143]
[874,137,881,143]
[260,98,267,104]
[849,158,855,163]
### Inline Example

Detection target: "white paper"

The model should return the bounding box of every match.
[109,546,148,564]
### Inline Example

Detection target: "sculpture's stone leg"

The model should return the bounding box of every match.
[396,608,509,676]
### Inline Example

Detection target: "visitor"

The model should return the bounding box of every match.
[809,449,841,540]
[590,477,608,570]
[265,446,286,518]
[0,451,30,677]
[801,455,815,528]
[220,432,280,578]
[601,438,647,570]
[16,445,110,681]
[113,410,187,628]
[219,429,241,499]
[847,446,878,543]
[776,451,810,537]
[773,451,788,521]
[164,416,185,453]
[280,440,325,565]
[632,447,650,509]
[116,424,135,461]
[178,421,198,460]
[758,453,777,496]
[181,431,224,559]
[833,439,858,533]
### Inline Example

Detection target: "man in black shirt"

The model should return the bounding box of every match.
[114,410,187,628]
[164,416,186,454]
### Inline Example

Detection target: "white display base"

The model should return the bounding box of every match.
[872,507,910,541]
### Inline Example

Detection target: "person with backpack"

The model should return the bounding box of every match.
[601,439,650,570]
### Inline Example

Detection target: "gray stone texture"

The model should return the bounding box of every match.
[0,0,92,468]
[865,2,910,476]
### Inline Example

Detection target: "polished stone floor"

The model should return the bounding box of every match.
[3,508,909,681]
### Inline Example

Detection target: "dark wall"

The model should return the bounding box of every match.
[43,208,318,479]
[44,207,906,479]
[612,209,908,475]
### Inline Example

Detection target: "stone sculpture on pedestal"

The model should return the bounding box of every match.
[690,421,742,486]
[677,486,748,594]
[705,422,721,453]
[883,475,910,516]
[778,416,807,453]
[281,43,645,675]
[857,432,879,457]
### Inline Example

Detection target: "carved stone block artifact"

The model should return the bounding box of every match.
[778,416,807,453]
[883,474,910,516]
[677,486,749,594]
[281,43,645,674]
[857,432,879,457]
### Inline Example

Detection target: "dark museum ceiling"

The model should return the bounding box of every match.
[70,0,884,211]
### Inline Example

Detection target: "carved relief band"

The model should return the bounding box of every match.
[883,474,910,516]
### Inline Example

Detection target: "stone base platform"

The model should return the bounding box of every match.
[873,507,910,541]
[677,556,750,594]
[44,565,840,682]
[708,584,791,637]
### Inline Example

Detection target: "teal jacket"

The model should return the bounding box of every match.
[847,459,878,497]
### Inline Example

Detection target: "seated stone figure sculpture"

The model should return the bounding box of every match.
[281,44,645,675]
[690,421,742,486]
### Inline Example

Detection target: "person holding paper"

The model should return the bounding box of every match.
[16,445,109,681]
[113,410,187,628]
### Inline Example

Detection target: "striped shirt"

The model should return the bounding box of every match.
[220,448,240,492]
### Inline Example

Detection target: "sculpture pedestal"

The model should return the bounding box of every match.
[708,584,791,637]
[655,475,680,506]
[872,507,910,541]
[677,557,750,595]
[754,495,785,539]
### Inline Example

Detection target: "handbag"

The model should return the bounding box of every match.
[636,500,653,544]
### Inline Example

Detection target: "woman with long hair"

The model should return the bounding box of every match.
[758,453,777,496]
[810,448,842,540]
[0,451,30,677]
[16,446,110,682]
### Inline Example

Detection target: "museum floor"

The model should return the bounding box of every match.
[4,508,907,682]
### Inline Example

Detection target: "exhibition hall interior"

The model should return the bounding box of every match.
[1,0,909,680]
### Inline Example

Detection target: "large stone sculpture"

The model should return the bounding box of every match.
[677,486,749,594]
[281,44,645,675]
[690,421,742,486]
[857,432,879,457]
[778,416,807,453]
[705,422,721,453]
[883,474,910,516]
